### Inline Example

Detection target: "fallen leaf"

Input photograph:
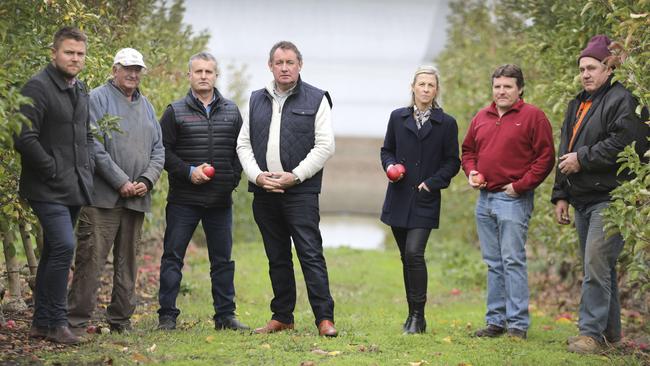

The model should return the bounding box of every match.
[358,345,367,352]
[311,349,328,355]
[327,351,341,356]
[442,336,452,344]
[450,288,462,296]
[542,325,554,331]
[147,344,157,353]
[260,343,271,349]
[132,353,149,362]
[205,336,215,343]
[300,362,316,366]
[409,361,427,366]
[555,318,572,324]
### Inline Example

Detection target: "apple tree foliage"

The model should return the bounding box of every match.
[436,0,649,292]
[0,0,224,290]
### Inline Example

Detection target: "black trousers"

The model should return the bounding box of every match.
[253,193,334,325]
[391,227,432,306]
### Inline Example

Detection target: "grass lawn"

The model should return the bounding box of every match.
[38,240,641,365]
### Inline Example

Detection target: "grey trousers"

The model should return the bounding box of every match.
[574,201,623,342]
[68,206,144,327]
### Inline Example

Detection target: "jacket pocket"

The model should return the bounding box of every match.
[415,189,440,216]
[290,108,316,133]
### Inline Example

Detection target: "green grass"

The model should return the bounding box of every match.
[39,242,641,365]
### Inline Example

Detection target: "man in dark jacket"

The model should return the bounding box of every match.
[237,41,338,337]
[14,26,94,345]
[156,52,248,332]
[552,35,649,354]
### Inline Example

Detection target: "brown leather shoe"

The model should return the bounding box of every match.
[46,325,83,345]
[318,320,338,337]
[29,325,49,339]
[253,320,294,334]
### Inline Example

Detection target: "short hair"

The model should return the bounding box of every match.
[492,64,525,96]
[52,26,87,49]
[188,52,219,74]
[268,41,303,64]
[410,65,441,108]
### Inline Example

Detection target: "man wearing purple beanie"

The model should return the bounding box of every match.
[551,35,648,353]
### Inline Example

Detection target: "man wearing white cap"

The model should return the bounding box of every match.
[67,47,164,334]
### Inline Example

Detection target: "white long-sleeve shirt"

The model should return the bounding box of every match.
[237,81,335,184]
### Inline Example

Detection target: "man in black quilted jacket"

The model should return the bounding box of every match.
[157,52,248,332]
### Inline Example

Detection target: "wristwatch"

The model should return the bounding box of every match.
[293,175,301,184]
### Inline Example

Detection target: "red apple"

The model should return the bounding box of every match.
[386,165,402,182]
[395,164,406,175]
[5,320,16,330]
[472,173,486,185]
[203,165,215,178]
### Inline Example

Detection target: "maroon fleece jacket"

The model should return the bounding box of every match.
[461,99,555,194]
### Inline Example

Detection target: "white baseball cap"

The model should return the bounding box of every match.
[113,48,147,68]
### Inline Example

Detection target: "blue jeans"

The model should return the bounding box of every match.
[158,203,236,320]
[28,200,80,328]
[476,190,533,331]
[574,201,623,342]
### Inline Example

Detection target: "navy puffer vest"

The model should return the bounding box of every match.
[248,79,331,194]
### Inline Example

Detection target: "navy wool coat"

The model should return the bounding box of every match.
[380,107,460,229]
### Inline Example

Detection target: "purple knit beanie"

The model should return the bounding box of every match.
[579,35,612,62]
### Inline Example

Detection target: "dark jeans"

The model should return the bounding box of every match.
[158,203,235,320]
[28,200,80,328]
[252,193,334,325]
[391,227,432,306]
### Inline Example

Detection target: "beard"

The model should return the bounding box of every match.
[53,61,82,80]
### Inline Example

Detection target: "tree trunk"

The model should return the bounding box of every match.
[1,230,27,311]
[19,222,38,291]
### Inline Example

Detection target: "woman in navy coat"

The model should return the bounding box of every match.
[380,66,460,334]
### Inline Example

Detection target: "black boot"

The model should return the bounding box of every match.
[402,301,413,332]
[404,309,426,334]
[404,303,426,334]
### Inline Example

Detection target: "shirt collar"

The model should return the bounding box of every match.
[108,79,140,100]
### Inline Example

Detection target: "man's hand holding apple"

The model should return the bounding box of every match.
[468,170,487,190]
[191,163,211,185]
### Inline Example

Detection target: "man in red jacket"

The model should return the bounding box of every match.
[461,64,555,339]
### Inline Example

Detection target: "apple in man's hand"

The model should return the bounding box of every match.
[203,165,215,178]
[473,173,486,185]
[387,164,406,182]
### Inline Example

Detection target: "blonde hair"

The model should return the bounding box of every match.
[410,65,440,108]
